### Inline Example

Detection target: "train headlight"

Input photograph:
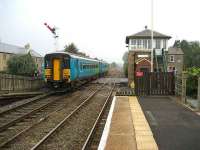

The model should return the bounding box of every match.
[63,69,70,79]
[45,69,52,76]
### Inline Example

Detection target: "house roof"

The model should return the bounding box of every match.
[168,47,184,55]
[126,29,171,44]
[0,42,42,58]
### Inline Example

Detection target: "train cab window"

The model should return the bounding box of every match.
[63,58,70,68]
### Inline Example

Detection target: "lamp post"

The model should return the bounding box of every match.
[151,0,154,72]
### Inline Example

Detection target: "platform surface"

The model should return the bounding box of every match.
[139,96,200,150]
[99,96,158,150]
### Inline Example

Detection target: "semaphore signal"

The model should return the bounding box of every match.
[44,22,59,51]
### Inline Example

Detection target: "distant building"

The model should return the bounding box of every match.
[0,42,43,72]
[125,27,184,86]
[167,47,184,74]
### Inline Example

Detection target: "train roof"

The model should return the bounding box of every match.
[45,51,108,64]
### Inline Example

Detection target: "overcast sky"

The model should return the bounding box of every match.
[0,0,200,64]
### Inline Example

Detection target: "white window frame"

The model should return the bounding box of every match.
[143,39,148,49]
[163,40,166,49]
[147,39,151,49]
[155,39,161,49]
[137,39,142,48]
[131,39,136,45]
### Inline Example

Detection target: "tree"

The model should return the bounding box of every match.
[173,40,181,48]
[64,43,78,54]
[7,52,36,76]
[179,40,200,68]
[122,51,128,77]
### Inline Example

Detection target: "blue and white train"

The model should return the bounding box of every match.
[44,52,109,88]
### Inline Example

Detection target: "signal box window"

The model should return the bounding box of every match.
[155,39,161,49]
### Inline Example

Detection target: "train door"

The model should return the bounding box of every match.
[53,58,61,81]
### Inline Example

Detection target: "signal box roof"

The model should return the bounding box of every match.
[126,29,171,44]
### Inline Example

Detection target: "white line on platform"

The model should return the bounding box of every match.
[98,96,116,150]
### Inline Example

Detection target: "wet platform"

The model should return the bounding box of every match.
[139,96,200,150]
[92,77,128,84]
[99,96,158,150]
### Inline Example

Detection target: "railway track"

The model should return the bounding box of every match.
[0,92,54,115]
[30,84,105,150]
[29,83,115,150]
[0,93,59,133]
[82,84,115,150]
[0,84,100,149]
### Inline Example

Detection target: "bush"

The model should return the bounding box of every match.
[7,52,37,76]
[186,67,200,98]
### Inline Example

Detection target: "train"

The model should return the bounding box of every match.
[44,52,109,88]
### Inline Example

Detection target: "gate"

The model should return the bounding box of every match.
[135,72,175,96]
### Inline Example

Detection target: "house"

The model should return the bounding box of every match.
[125,26,184,86]
[0,42,43,72]
[167,47,184,74]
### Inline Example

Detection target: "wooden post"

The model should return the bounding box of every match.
[181,72,187,103]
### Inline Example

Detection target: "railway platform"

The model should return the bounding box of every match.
[98,96,158,150]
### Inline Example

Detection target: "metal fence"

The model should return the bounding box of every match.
[0,73,45,93]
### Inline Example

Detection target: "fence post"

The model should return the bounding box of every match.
[181,72,187,103]
[197,77,200,110]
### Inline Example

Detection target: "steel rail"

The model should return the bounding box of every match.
[81,84,115,150]
[0,85,98,148]
[0,93,68,133]
[30,84,105,150]
[0,92,54,116]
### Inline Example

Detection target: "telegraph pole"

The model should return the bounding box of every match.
[151,0,154,72]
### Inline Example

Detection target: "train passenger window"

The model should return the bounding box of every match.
[83,64,86,69]
[80,63,83,70]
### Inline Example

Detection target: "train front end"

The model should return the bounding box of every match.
[44,53,70,88]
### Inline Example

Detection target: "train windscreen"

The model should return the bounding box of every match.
[44,57,51,68]
[63,57,70,69]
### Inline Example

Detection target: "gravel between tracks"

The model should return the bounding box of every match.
[36,85,113,150]
[1,84,100,150]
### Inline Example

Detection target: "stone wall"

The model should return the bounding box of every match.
[167,54,184,74]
